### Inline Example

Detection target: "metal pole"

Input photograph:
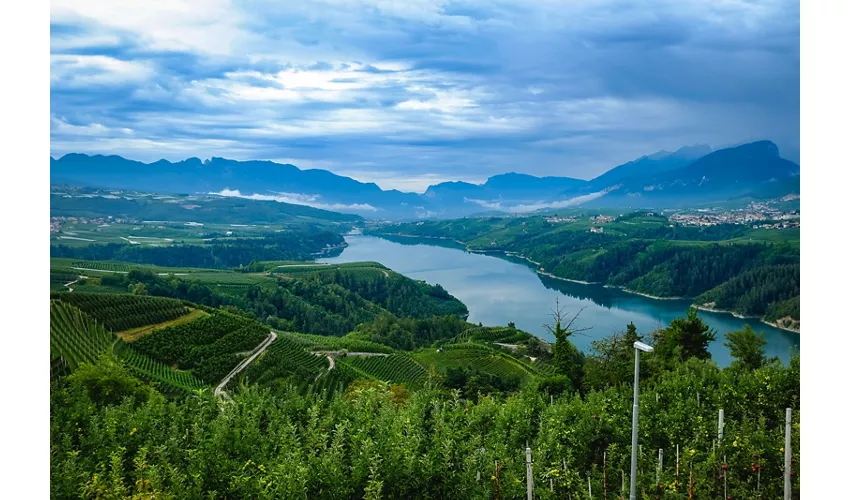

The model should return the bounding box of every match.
[526,445,533,500]
[718,409,724,443]
[784,408,792,500]
[588,475,592,499]
[629,348,641,500]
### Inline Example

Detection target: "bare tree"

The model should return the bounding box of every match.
[543,297,592,338]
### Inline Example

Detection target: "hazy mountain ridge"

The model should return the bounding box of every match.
[51,140,799,218]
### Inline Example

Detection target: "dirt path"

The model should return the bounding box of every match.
[63,278,79,293]
[214,331,277,399]
[327,355,335,370]
[63,275,89,293]
[313,351,389,358]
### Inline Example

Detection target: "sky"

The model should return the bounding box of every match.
[50,0,800,193]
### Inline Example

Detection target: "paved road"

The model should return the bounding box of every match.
[214,331,277,398]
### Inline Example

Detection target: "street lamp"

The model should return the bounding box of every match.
[630,341,654,500]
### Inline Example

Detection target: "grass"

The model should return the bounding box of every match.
[116,308,209,342]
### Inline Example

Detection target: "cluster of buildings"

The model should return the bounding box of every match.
[591,215,615,223]
[668,204,800,228]
[50,215,143,233]
[752,220,800,230]
[544,216,577,223]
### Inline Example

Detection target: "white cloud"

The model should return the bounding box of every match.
[212,188,378,212]
[466,189,611,213]
[51,0,250,56]
[51,54,153,86]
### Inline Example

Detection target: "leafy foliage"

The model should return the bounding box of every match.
[50,353,800,499]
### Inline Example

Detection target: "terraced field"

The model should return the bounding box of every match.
[276,331,394,354]
[340,354,427,385]
[114,343,206,393]
[244,335,330,386]
[50,301,114,369]
[51,292,189,332]
[412,343,541,383]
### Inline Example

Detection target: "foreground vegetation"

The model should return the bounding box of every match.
[49,251,800,498]
[51,350,799,499]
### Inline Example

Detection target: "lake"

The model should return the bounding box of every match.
[320,234,800,366]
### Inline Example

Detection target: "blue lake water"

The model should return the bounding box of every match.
[320,234,800,366]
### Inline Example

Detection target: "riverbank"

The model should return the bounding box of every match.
[611,286,686,300]
[537,270,598,285]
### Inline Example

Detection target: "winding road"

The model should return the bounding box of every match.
[214,331,277,399]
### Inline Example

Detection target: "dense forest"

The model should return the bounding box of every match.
[51,230,346,269]
[694,264,800,318]
[91,266,468,338]
[368,214,800,321]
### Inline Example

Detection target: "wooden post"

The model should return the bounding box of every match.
[696,391,700,408]
[526,445,533,500]
[784,408,792,500]
[588,475,592,499]
[656,392,659,403]
[550,394,553,405]
[676,444,679,482]
[550,478,553,492]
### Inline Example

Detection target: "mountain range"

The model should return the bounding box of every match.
[50,140,800,219]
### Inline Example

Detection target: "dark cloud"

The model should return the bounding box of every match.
[50,0,800,190]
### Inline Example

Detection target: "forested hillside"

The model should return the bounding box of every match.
[51,230,346,268]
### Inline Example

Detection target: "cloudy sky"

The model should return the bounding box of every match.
[50,0,799,192]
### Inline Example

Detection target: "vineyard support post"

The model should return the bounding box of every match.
[657,448,663,485]
[526,444,533,500]
[784,408,792,500]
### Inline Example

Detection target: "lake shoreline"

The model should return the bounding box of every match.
[329,234,800,365]
[694,304,801,334]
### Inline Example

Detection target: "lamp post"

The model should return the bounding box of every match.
[630,341,654,500]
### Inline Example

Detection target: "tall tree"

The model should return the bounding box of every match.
[724,325,768,370]
[653,308,716,364]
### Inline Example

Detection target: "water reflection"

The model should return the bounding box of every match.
[320,234,800,367]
